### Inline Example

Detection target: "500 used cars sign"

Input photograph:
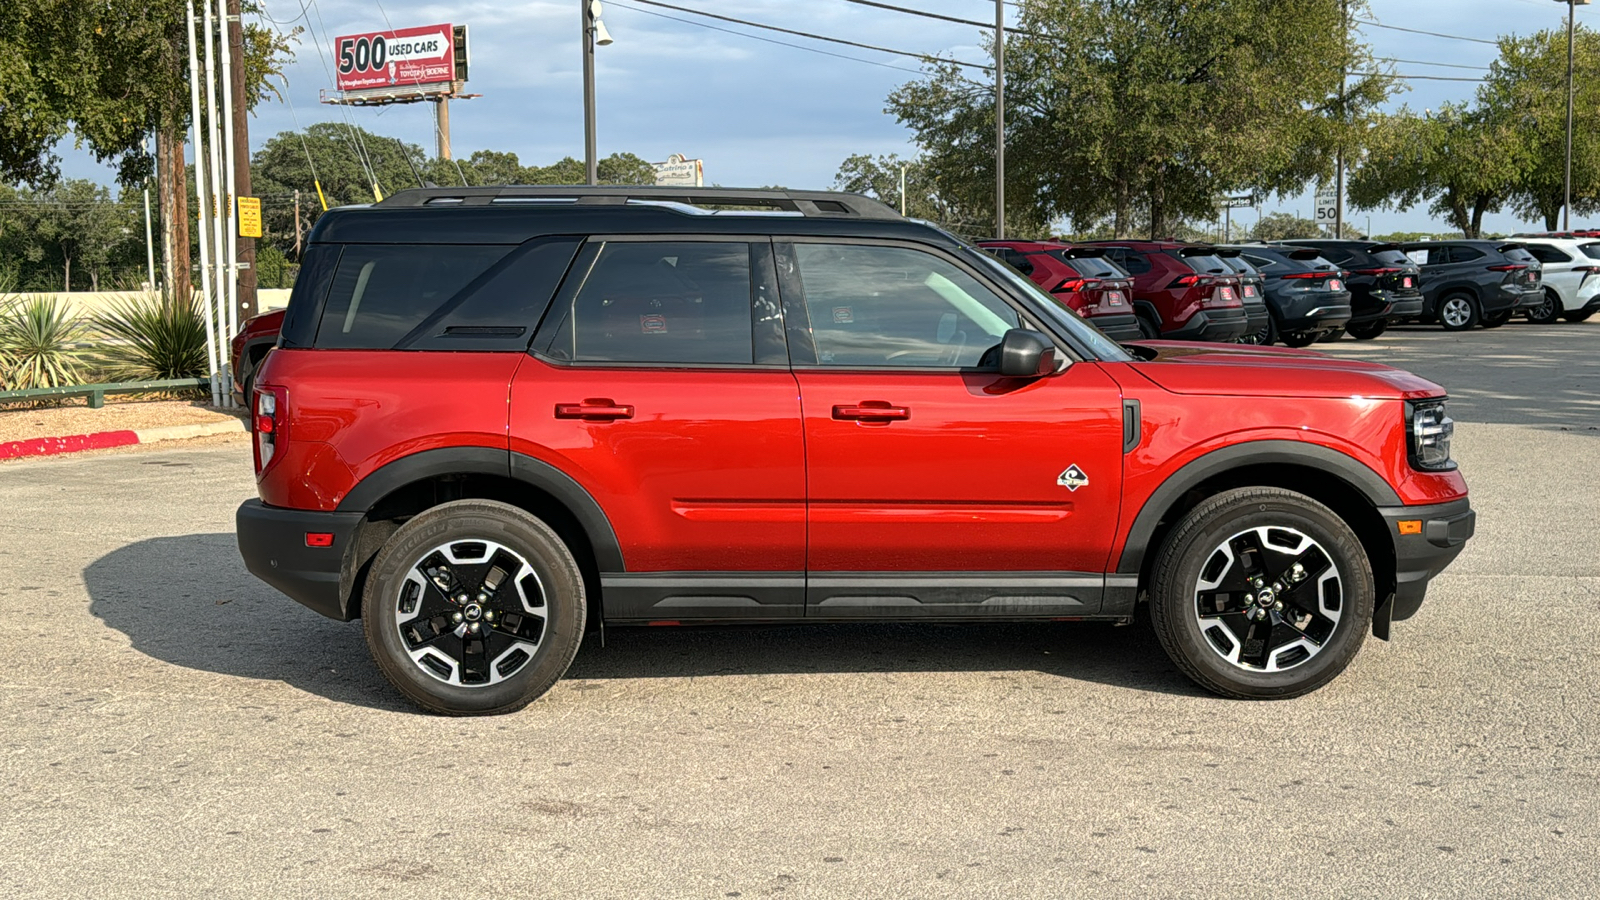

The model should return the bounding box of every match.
[333,23,456,92]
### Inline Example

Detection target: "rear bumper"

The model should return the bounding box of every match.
[1277,304,1352,334]
[1086,312,1142,342]
[1164,308,1249,342]
[1378,497,1475,625]
[236,499,365,621]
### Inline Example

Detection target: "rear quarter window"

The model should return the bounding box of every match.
[1583,243,1600,260]
[315,244,514,349]
[1524,244,1573,264]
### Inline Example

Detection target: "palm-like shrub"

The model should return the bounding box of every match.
[0,294,87,390]
[91,291,209,382]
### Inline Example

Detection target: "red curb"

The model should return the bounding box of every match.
[0,430,141,461]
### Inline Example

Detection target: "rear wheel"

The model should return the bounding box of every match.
[1526,289,1562,324]
[1136,313,1160,340]
[1148,487,1374,699]
[1480,309,1511,328]
[1564,310,1594,323]
[362,500,587,716]
[1346,319,1387,340]
[1280,331,1321,348]
[1237,315,1276,346]
[1316,327,1346,343]
[1438,293,1479,331]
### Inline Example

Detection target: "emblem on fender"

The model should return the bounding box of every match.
[1057,464,1089,491]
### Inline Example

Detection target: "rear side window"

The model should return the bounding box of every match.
[316,244,512,349]
[1112,249,1152,275]
[1179,254,1229,274]
[1318,247,1355,264]
[1053,252,1123,278]
[1583,243,1600,260]
[1244,254,1281,270]
[1370,249,1413,266]
[1524,244,1574,264]
[1447,247,1486,263]
[546,241,756,365]
[1501,247,1539,265]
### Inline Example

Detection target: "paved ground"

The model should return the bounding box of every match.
[1,321,1596,898]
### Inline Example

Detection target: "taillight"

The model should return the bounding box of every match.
[1168,274,1201,288]
[1051,277,1088,293]
[1487,264,1527,272]
[1353,267,1401,276]
[1280,271,1325,280]
[253,386,285,474]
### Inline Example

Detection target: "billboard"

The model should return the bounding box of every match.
[653,154,704,187]
[333,23,456,93]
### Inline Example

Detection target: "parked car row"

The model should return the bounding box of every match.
[980,234,1597,346]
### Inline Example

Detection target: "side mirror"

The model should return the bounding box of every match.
[996,328,1057,378]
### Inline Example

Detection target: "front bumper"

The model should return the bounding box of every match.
[1376,497,1475,634]
[237,499,365,621]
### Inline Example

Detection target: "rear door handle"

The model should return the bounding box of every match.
[833,402,910,422]
[555,400,635,421]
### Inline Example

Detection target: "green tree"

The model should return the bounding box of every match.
[889,0,1396,239]
[831,153,994,236]
[1478,26,1600,230]
[1349,105,1525,238]
[1248,212,1324,242]
[0,179,141,290]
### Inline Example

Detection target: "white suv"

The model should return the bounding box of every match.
[1517,238,1600,323]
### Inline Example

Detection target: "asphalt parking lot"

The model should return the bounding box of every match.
[2,321,1597,898]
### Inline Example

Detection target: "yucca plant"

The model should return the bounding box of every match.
[0,293,88,391]
[90,291,209,382]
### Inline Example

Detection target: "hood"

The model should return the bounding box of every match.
[1126,341,1445,400]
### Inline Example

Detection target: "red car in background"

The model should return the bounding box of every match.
[230,308,285,406]
[1077,241,1249,342]
[978,240,1141,341]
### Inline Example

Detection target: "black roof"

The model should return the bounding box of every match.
[308,185,939,245]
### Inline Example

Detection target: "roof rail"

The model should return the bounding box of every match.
[372,185,904,220]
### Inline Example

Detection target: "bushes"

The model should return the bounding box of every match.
[0,293,87,390]
[89,292,209,382]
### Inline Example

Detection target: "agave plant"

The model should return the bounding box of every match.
[0,293,88,391]
[91,291,209,382]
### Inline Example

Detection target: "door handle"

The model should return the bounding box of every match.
[555,400,635,421]
[833,402,910,422]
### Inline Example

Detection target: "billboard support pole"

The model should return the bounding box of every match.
[434,97,451,160]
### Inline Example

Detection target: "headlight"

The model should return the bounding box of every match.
[1406,399,1455,471]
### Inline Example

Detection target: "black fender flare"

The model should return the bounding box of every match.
[1131,300,1163,328]
[1115,440,1400,575]
[335,447,625,572]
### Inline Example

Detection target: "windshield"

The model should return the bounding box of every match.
[1370,248,1414,266]
[1218,256,1256,276]
[961,247,1134,361]
[1181,254,1230,274]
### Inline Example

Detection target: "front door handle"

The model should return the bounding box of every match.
[833,402,910,422]
[555,399,635,421]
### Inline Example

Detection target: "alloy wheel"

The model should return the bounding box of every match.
[394,539,548,687]
[1191,526,1343,672]
[1441,297,1473,328]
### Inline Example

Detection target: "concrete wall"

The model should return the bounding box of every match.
[16,290,292,320]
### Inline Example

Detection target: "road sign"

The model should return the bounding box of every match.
[237,197,262,238]
[652,154,705,187]
[1315,186,1338,224]
[1224,194,1256,209]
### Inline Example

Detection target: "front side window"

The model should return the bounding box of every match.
[548,241,755,364]
[791,243,1019,368]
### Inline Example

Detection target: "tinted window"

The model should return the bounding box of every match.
[1002,249,1035,275]
[1244,254,1282,270]
[1115,249,1152,275]
[1316,247,1356,264]
[1447,246,1486,263]
[1216,256,1255,275]
[1055,252,1124,278]
[548,241,755,364]
[400,238,582,351]
[1370,248,1413,266]
[316,244,513,349]
[1501,247,1539,264]
[1179,254,1229,274]
[1524,244,1574,264]
[794,243,1019,368]
[1582,243,1600,260]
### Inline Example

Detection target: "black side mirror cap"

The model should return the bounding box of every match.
[997,328,1057,378]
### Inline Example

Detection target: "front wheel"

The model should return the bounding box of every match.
[1147,487,1375,699]
[1526,289,1562,324]
[1438,294,1479,331]
[362,500,587,715]
[1346,319,1387,340]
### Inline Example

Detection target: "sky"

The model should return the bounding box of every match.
[53,0,1600,236]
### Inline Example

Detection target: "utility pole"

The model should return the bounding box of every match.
[994,0,1005,239]
[186,0,222,408]
[142,138,157,292]
[1336,0,1348,241]
[227,0,257,324]
[899,163,907,216]
[294,189,303,259]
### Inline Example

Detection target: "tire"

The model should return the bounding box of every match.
[1438,293,1479,331]
[1316,327,1346,343]
[1136,314,1160,340]
[1526,289,1562,324]
[1280,331,1320,348]
[362,499,587,716]
[1148,487,1375,700]
[1237,314,1276,346]
[1564,311,1594,323]
[1346,319,1387,340]
[1480,309,1511,328]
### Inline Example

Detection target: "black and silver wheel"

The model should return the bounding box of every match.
[1526,289,1561,324]
[1316,326,1346,343]
[1148,487,1374,699]
[1346,319,1387,340]
[362,500,586,715]
[1280,330,1320,348]
[1438,293,1479,331]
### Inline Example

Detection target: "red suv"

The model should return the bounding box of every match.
[236,187,1474,715]
[978,240,1140,341]
[1080,241,1249,341]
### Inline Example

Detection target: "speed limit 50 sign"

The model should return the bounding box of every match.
[1315,187,1339,224]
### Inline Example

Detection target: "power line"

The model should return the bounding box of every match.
[1355,19,1499,46]
[1375,57,1490,71]
[624,0,992,71]
[609,1,932,75]
[1357,72,1486,83]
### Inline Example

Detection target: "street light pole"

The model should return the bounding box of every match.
[581,1,613,185]
[1558,0,1588,231]
[994,0,1005,239]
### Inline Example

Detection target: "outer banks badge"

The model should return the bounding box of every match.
[1057,464,1089,491]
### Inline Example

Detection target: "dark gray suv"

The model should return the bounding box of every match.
[1402,241,1543,331]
